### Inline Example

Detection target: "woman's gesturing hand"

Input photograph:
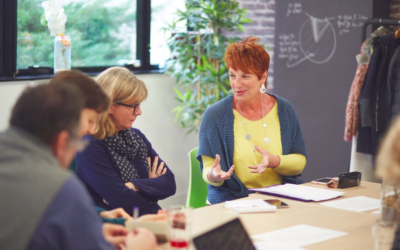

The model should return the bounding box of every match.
[207,154,235,183]
[248,144,280,173]
[148,156,167,179]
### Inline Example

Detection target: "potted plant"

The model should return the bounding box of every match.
[163,0,252,134]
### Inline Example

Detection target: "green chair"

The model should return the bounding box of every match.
[186,147,208,208]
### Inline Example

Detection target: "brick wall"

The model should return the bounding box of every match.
[223,0,276,88]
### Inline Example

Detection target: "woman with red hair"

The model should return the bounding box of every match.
[197,36,307,204]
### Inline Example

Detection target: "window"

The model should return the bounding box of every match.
[0,2,3,71]
[0,0,17,77]
[150,0,186,67]
[17,0,137,69]
[1,0,185,78]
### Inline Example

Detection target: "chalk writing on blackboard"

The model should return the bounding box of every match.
[286,2,302,17]
[337,14,368,35]
[278,13,336,68]
[278,11,368,68]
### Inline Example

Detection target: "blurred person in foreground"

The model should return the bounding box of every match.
[376,116,400,250]
[198,36,307,204]
[0,83,157,250]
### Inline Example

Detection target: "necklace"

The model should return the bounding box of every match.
[236,94,269,179]
[236,94,270,145]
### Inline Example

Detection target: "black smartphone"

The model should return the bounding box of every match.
[311,177,333,185]
[264,199,289,208]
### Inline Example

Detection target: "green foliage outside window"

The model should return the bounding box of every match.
[17,0,136,69]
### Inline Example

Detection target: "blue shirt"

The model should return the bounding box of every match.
[76,128,176,216]
[27,177,113,250]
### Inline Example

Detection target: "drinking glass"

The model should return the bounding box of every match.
[372,220,397,250]
[167,206,193,250]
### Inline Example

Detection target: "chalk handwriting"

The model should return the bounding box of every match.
[286,2,302,17]
[278,34,300,62]
[337,14,368,35]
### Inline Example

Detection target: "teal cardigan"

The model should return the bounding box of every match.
[96,207,126,225]
[197,93,306,204]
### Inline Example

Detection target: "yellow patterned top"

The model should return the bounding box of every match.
[202,102,306,188]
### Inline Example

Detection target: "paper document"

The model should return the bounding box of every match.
[225,199,272,208]
[225,199,276,214]
[234,206,277,213]
[250,184,343,202]
[319,196,380,212]
[253,241,306,250]
[251,224,348,247]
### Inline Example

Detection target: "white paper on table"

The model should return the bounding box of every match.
[251,224,348,247]
[253,241,307,250]
[224,199,272,208]
[234,206,277,214]
[372,210,380,215]
[250,184,343,202]
[319,196,380,212]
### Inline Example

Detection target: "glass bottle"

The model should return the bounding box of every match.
[54,34,71,73]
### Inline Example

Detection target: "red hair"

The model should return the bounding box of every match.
[224,36,270,79]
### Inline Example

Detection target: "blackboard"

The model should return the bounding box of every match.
[273,0,373,181]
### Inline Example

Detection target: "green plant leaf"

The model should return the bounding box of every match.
[163,0,251,134]
[173,87,184,100]
[185,87,191,101]
[174,97,183,103]
[240,18,253,24]
[174,108,183,122]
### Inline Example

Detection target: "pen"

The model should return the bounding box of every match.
[133,206,139,232]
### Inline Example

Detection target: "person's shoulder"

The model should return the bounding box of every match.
[269,93,295,113]
[84,134,101,143]
[130,127,147,140]
[78,135,106,155]
[203,95,233,122]
[34,176,111,249]
[268,93,292,107]
[57,175,91,201]
[130,127,142,135]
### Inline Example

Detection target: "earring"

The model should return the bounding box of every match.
[259,84,266,93]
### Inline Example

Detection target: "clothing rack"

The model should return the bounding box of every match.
[361,18,400,43]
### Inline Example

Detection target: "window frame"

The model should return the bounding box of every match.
[0,0,160,80]
[0,0,17,78]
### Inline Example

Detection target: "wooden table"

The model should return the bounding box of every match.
[161,182,381,250]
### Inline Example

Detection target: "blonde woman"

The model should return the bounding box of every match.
[76,67,176,216]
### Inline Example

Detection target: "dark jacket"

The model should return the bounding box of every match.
[388,45,400,122]
[357,37,381,154]
[358,34,400,156]
[76,128,176,216]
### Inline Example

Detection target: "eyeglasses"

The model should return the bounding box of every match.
[115,102,141,114]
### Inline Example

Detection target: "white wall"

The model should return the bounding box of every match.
[0,74,198,207]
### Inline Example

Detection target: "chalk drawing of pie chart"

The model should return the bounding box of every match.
[299,15,337,64]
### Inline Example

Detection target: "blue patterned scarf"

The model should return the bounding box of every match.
[104,129,149,182]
